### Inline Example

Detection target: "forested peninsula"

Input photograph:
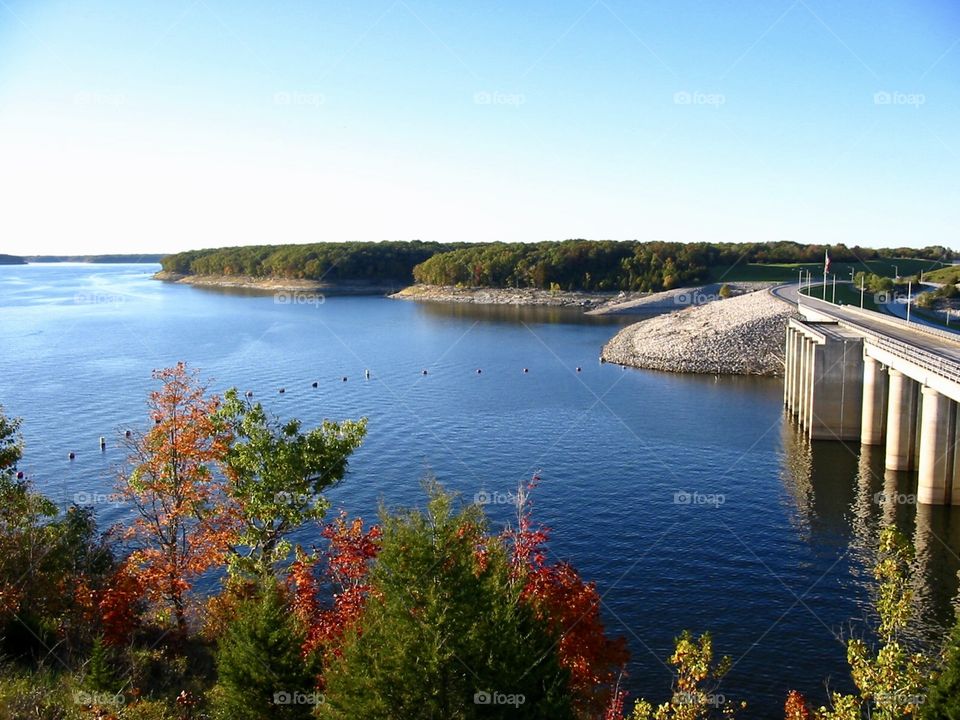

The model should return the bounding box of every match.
[158,240,950,294]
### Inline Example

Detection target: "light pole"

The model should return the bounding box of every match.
[860,278,865,309]
[907,280,912,323]
[894,264,899,280]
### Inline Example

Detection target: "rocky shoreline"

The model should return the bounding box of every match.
[389,284,626,308]
[600,289,793,377]
[153,271,404,295]
[389,281,773,314]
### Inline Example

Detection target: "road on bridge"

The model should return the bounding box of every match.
[770,282,960,366]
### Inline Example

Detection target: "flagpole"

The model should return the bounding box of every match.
[832,274,836,303]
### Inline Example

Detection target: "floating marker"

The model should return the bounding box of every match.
[312,381,318,388]
[99,436,106,450]
[125,429,132,438]
[16,471,24,480]
[576,367,582,372]
[422,369,428,375]
[342,376,348,382]
[68,452,75,460]
[476,369,482,374]
[279,388,285,394]
[245,390,254,398]
[365,369,371,379]
[523,368,529,373]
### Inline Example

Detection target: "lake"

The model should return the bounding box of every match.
[1,263,958,716]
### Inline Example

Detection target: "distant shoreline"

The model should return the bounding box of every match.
[153,271,405,295]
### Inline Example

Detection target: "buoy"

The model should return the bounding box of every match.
[476,369,482,374]
[342,376,347,382]
[422,369,428,375]
[576,366,582,372]
[279,388,285,394]
[125,429,132,438]
[16,471,24,480]
[68,452,75,460]
[523,368,529,373]
[311,381,318,388]
[365,369,371,379]
[245,390,254,398]
[99,436,106,451]
[155,417,161,424]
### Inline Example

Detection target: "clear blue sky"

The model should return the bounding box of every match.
[0,0,957,254]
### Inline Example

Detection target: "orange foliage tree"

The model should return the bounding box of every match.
[288,511,381,664]
[507,475,630,717]
[119,362,237,637]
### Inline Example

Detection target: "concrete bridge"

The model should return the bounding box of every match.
[777,285,960,505]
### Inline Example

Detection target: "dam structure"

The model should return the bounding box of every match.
[779,288,960,506]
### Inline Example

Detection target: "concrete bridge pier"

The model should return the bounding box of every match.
[917,387,955,505]
[860,356,887,445]
[784,327,795,409]
[885,369,918,471]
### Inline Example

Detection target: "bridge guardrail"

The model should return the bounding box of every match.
[797,293,960,385]
[798,286,960,345]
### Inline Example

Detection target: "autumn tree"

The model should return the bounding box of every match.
[627,631,743,719]
[287,511,381,662]
[799,526,932,720]
[120,362,236,637]
[214,389,366,578]
[0,407,116,661]
[508,476,629,716]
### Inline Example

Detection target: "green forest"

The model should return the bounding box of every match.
[159,241,953,293]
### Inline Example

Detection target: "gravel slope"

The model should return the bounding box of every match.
[601,290,793,376]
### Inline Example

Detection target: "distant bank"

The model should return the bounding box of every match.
[26,254,166,263]
[0,254,25,265]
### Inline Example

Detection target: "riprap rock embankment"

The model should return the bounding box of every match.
[600,289,793,376]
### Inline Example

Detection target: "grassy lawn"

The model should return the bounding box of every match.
[919,265,960,284]
[708,257,951,283]
[799,282,881,311]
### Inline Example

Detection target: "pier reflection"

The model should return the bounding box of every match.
[781,426,960,644]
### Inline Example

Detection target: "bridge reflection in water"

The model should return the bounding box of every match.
[780,425,960,648]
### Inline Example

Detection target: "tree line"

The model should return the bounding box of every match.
[160,241,466,283]
[3,365,958,718]
[161,241,953,293]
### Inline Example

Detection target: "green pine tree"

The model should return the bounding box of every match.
[318,484,574,720]
[85,636,120,694]
[212,579,318,720]
[923,618,960,719]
